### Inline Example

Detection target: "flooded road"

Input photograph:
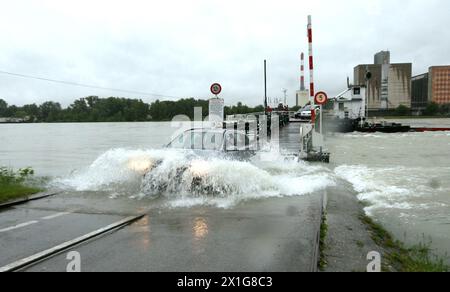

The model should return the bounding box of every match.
[16,194,322,272]
[1,119,450,265]
[0,122,329,271]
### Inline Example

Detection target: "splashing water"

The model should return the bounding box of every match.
[52,148,336,208]
[334,165,449,216]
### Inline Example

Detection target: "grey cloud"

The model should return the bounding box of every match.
[0,0,449,107]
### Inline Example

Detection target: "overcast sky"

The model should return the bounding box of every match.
[0,0,449,107]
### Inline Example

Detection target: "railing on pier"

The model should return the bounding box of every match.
[225,111,292,128]
[223,110,330,163]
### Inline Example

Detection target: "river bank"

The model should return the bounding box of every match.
[321,187,449,272]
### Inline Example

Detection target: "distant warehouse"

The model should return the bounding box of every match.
[411,66,450,113]
[354,51,412,112]
[411,73,429,112]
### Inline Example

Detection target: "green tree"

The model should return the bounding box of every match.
[6,105,18,117]
[22,104,39,120]
[424,102,439,116]
[1,96,274,122]
[439,103,450,115]
[85,96,99,108]
[253,105,265,112]
[0,99,7,117]
[39,102,62,122]
[396,105,410,116]
[67,98,90,121]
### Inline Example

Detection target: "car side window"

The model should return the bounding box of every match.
[169,132,188,148]
[225,132,235,151]
[203,132,223,151]
[236,133,247,151]
[191,132,203,150]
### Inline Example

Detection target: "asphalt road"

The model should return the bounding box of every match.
[0,190,322,272]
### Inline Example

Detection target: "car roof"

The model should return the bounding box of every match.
[184,128,247,135]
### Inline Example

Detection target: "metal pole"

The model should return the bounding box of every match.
[264,60,268,113]
[365,65,370,124]
[366,79,369,123]
[320,105,323,135]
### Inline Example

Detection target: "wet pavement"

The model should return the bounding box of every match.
[0,206,124,267]
[23,194,322,272]
[0,192,322,272]
[279,122,302,154]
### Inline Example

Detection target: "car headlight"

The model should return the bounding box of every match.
[127,156,154,174]
[189,160,211,177]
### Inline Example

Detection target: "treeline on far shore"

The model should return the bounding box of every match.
[0,96,269,123]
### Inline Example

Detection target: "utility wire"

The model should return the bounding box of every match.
[0,70,182,99]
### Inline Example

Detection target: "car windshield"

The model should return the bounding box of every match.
[168,129,255,152]
[168,130,224,151]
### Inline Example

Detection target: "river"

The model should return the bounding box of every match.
[1,119,449,261]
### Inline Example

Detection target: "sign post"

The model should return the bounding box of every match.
[314,91,328,135]
[209,83,224,127]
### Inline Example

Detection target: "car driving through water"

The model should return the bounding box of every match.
[130,128,259,196]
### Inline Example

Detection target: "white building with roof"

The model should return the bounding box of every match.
[331,85,367,120]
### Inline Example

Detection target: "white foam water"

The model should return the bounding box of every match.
[334,165,448,216]
[52,148,336,208]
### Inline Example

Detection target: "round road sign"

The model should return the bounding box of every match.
[314,91,328,105]
[210,83,222,95]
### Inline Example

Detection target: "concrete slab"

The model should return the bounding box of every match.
[323,183,382,272]
[0,207,124,267]
[279,123,301,154]
[24,195,322,272]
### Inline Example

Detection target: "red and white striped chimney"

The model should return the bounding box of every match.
[300,53,305,91]
[307,15,315,102]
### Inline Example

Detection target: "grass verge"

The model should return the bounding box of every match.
[0,182,41,204]
[0,167,42,204]
[360,214,449,272]
[319,212,328,271]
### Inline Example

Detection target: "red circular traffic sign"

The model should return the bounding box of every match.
[314,91,328,105]
[210,83,222,95]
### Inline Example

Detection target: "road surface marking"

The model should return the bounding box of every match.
[0,212,71,233]
[41,212,71,220]
[0,214,145,272]
[0,221,39,233]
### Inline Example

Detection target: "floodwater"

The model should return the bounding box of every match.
[1,119,449,260]
[328,118,450,259]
